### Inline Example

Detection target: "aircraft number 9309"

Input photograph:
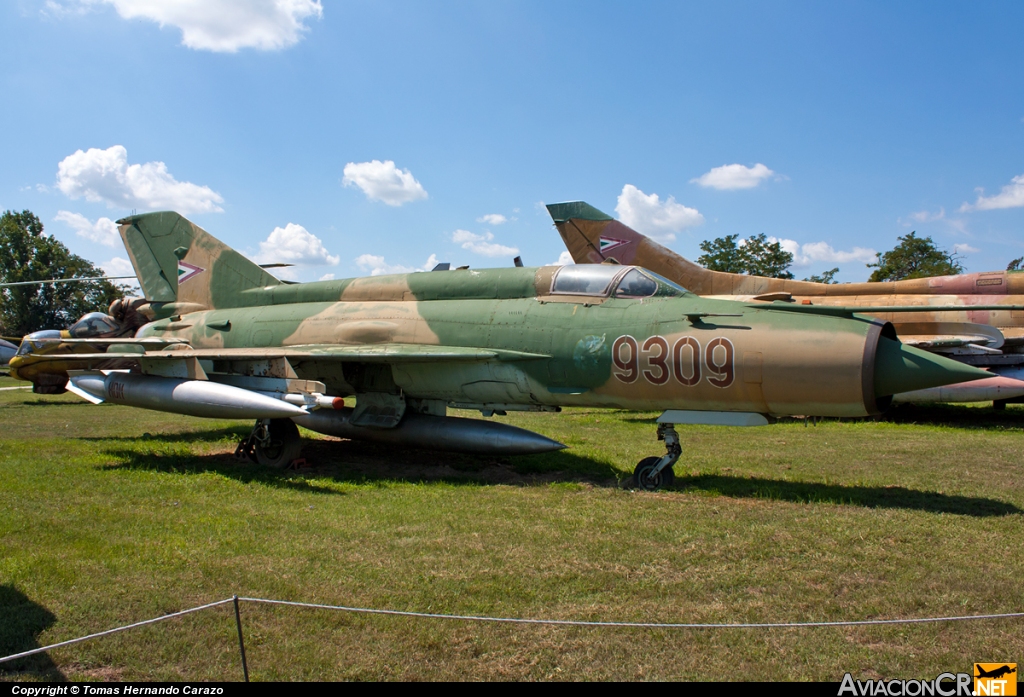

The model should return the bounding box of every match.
[611,335,735,388]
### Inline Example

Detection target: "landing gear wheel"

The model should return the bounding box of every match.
[254,419,302,468]
[632,456,675,491]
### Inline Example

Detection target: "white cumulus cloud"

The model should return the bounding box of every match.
[355,253,439,276]
[550,250,574,266]
[56,145,224,214]
[770,238,877,267]
[615,184,704,242]
[451,230,519,257]
[953,243,980,255]
[50,0,322,52]
[691,163,777,191]
[960,174,1024,212]
[255,223,339,267]
[342,160,428,207]
[55,210,121,246]
[99,256,139,289]
[476,213,507,225]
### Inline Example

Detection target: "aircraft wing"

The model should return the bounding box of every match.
[899,335,1001,351]
[140,344,551,362]
[20,343,551,364]
[891,321,1004,353]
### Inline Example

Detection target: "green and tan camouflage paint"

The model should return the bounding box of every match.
[94,212,984,420]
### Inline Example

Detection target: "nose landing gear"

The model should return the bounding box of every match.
[632,422,681,491]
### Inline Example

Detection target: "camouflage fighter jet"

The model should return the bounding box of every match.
[548,201,1024,406]
[11,212,990,489]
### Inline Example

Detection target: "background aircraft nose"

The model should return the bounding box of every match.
[874,336,991,397]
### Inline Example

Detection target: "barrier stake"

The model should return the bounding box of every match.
[233,596,249,682]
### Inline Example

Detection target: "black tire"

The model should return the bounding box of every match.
[254,419,302,468]
[632,456,675,491]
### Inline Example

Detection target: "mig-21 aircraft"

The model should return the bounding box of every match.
[11,212,990,489]
[549,201,1024,406]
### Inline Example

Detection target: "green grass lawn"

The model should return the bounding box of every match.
[1,380,1022,681]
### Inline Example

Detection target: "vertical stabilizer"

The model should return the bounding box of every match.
[546,201,722,294]
[546,201,807,296]
[117,212,281,310]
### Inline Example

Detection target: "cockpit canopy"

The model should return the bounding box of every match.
[68,312,121,338]
[550,265,687,298]
[16,330,61,357]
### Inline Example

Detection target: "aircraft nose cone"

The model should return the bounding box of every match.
[874,336,991,397]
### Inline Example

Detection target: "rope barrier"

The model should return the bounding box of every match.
[0,598,234,664]
[239,597,1024,629]
[2,595,1022,673]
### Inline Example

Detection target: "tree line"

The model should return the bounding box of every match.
[696,230,1022,283]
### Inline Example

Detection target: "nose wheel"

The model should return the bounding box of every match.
[631,423,681,491]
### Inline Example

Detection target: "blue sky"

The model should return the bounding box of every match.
[2,1,1022,284]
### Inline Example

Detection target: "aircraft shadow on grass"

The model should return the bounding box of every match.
[0,585,64,681]
[12,399,95,408]
[94,427,624,492]
[880,403,1024,431]
[88,429,1020,515]
[674,474,1021,517]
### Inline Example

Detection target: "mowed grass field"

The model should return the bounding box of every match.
[1,372,1022,681]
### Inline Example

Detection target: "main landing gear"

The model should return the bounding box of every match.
[235,418,302,468]
[632,422,681,491]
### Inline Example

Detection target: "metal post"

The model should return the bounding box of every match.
[232,595,249,682]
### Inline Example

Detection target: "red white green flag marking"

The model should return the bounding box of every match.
[599,237,629,254]
[177,261,204,285]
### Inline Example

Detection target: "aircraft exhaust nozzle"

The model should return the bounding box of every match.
[66,372,307,419]
[873,336,991,399]
[294,408,566,455]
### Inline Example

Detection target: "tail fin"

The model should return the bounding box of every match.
[116,212,280,310]
[546,201,723,294]
[546,201,806,296]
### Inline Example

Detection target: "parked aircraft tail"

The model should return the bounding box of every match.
[116,212,281,311]
[546,201,726,294]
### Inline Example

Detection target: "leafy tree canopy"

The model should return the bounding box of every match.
[697,233,794,279]
[804,267,839,284]
[0,210,124,337]
[1008,256,1023,272]
[866,231,963,282]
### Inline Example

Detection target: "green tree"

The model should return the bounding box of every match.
[740,234,794,279]
[697,233,794,279]
[0,210,125,337]
[804,267,839,284]
[697,234,746,274]
[866,231,963,282]
[1007,257,1023,272]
